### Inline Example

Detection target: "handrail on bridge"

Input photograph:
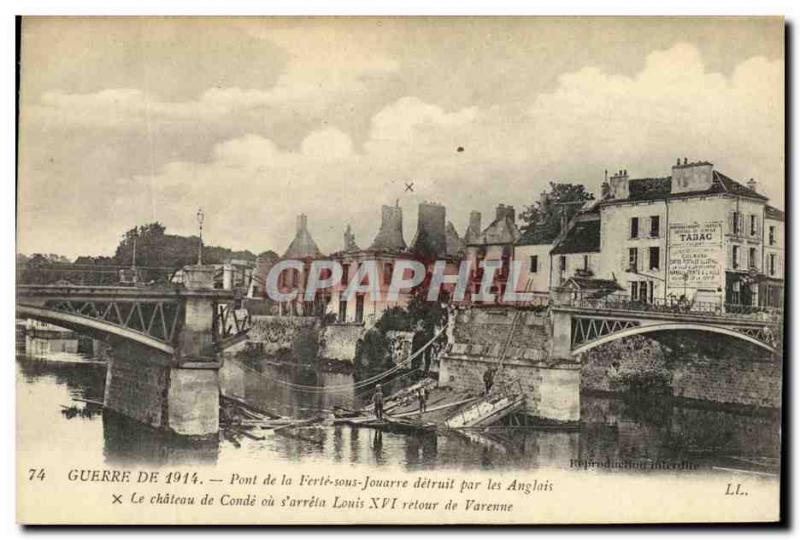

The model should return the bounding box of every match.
[556,291,782,323]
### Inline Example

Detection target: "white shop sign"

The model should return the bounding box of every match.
[667,221,723,289]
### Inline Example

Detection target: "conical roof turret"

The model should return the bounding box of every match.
[282,214,324,258]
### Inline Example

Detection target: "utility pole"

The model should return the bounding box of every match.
[552,200,587,235]
[131,236,137,269]
[196,208,205,265]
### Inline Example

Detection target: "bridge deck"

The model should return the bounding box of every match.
[17,284,236,300]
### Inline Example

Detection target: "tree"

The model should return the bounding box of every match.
[519,182,595,241]
[112,222,258,282]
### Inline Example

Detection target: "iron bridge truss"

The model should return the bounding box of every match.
[569,314,780,353]
[571,316,641,349]
[43,298,183,345]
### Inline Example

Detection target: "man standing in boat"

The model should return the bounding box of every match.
[483,366,496,396]
[373,384,385,421]
[417,387,428,415]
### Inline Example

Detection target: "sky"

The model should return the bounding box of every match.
[17,17,784,260]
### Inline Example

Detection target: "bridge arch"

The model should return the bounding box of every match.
[570,320,776,356]
[17,304,175,355]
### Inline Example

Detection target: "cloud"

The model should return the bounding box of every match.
[26,26,400,132]
[368,96,478,143]
[18,42,784,259]
[524,42,783,204]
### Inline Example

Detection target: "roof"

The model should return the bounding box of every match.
[613,170,768,203]
[463,222,482,245]
[445,221,465,257]
[517,200,598,246]
[282,228,324,259]
[765,205,785,222]
[469,216,521,246]
[551,218,600,254]
[517,221,560,246]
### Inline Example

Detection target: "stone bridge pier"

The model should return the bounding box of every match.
[103,266,223,437]
[18,265,249,437]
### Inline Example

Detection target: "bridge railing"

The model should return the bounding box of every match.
[453,292,551,309]
[557,292,782,323]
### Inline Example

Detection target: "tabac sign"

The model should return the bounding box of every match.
[667,221,723,289]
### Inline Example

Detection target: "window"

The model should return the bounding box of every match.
[770,254,776,276]
[749,247,757,269]
[650,216,660,237]
[529,255,538,273]
[559,255,566,272]
[732,245,740,269]
[338,299,347,322]
[732,211,741,235]
[628,248,638,272]
[750,215,757,236]
[731,281,741,304]
[769,226,776,246]
[631,281,650,302]
[630,217,639,239]
[341,263,349,286]
[583,255,589,271]
[355,294,365,323]
[641,281,653,303]
[649,246,660,270]
[383,262,393,285]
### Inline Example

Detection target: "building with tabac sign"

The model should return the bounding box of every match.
[590,158,783,310]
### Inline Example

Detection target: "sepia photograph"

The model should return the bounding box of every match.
[14,15,785,525]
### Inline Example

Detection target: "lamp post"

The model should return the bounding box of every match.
[196,208,205,265]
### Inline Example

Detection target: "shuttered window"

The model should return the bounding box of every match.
[730,211,743,236]
[630,217,639,239]
[650,216,660,237]
[649,247,660,270]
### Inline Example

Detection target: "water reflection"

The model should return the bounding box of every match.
[16,352,781,473]
[102,410,219,466]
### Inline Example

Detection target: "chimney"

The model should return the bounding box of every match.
[343,224,360,252]
[495,204,516,223]
[411,202,447,258]
[469,211,482,233]
[369,204,406,251]
[540,190,551,209]
[609,169,629,200]
[296,214,308,233]
[601,181,611,200]
[747,178,758,193]
[671,158,714,194]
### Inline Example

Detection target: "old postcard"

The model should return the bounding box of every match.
[16,16,784,524]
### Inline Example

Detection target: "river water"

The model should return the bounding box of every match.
[16,348,781,475]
